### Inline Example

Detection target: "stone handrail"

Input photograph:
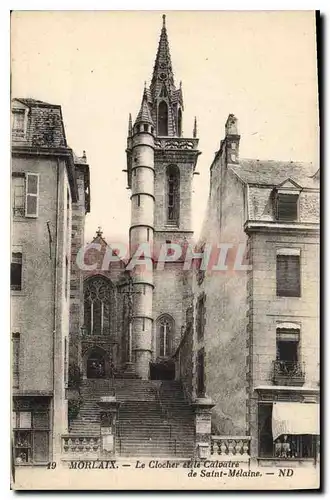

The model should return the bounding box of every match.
[211,436,251,458]
[62,435,101,456]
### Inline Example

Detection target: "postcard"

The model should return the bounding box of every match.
[10,10,320,490]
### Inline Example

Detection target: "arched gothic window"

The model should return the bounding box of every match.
[166,165,180,225]
[84,277,113,336]
[157,314,174,357]
[158,101,168,136]
[177,108,182,137]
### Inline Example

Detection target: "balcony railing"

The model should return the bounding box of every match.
[211,436,251,461]
[260,435,319,461]
[62,435,101,458]
[273,360,305,386]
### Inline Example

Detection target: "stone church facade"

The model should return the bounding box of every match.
[68,14,198,383]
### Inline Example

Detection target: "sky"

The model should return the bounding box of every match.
[11,10,319,245]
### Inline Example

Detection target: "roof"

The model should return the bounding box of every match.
[12,97,67,148]
[15,98,61,108]
[231,158,319,189]
[135,90,154,125]
[12,98,82,205]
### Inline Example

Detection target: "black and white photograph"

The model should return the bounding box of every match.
[10,9,320,490]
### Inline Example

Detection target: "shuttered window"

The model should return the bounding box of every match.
[11,252,22,291]
[12,109,25,137]
[25,173,39,218]
[12,175,25,217]
[276,194,298,221]
[276,255,301,297]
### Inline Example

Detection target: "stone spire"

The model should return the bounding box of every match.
[150,14,175,99]
[193,117,197,138]
[134,88,154,126]
[128,113,132,136]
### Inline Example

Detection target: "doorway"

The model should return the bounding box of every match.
[86,347,107,379]
[150,360,175,380]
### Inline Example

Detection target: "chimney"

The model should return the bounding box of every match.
[225,114,240,164]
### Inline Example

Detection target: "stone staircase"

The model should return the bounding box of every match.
[69,379,195,458]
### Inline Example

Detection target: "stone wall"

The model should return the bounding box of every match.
[193,145,249,435]
[69,167,87,372]
[152,262,192,359]
[12,154,72,456]
[11,156,70,397]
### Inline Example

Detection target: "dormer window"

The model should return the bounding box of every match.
[12,108,27,139]
[276,193,299,221]
[275,179,301,222]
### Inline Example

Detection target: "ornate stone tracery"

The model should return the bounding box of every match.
[156,314,175,357]
[84,276,114,336]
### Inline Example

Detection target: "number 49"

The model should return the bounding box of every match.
[47,462,57,469]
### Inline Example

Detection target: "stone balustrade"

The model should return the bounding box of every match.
[211,436,251,460]
[62,435,101,457]
[154,137,199,151]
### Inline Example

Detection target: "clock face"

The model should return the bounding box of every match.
[159,72,167,81]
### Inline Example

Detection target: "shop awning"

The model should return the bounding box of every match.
[272,402,320,441]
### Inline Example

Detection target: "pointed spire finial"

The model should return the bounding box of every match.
[82,150,86,159]
[128,113,132,136]
[193,117,197,138]
[96,226,103,238]
[134,87,154,126]
[151,13,174,93]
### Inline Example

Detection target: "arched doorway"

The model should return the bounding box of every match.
[84,346,108,379]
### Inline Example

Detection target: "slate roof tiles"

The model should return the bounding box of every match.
[231,158,319,189]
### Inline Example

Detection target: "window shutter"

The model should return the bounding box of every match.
[25,173,39,218]
[33,412,49,429]
[276,255,301,297]
[11,252,22,290]
[277,194,298,221]
[19,412,32,429]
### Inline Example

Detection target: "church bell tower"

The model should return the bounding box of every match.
[126,15,200,380]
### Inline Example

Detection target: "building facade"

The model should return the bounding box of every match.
[182,114,320,463]
[11,98,90,464]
